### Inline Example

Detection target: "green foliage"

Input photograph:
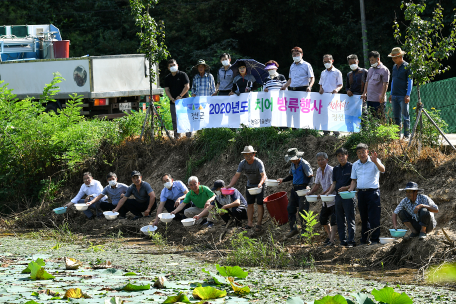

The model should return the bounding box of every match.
[411,107,448,147]
[427,262,456,283]
[22,259,46,273]
[300,210,320,245]
[163,291,191,303]
[228,277,250,295]
[192,286,226,300]
[201,268,229,285]
[121,283,150,291]
[28,262,55,280]
[315,295,348,304]
[303,287,412,304]
[371,287,412,304]
[215,264,248,279]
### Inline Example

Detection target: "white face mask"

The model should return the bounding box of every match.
[268,70,277,76]
[293,56,301,62]
[215,190,222,196]
[164,181,173,189]
[221,60,230,66]
[349,64,358,70]
[371,62,379,68]
[324,62,332,69]
[108,180,117,187]
[170,66,178,73]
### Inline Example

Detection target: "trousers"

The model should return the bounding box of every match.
[287,185,309,231]
[335,195,356,243]
[357,189,381,243]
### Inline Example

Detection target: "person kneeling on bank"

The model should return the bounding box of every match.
[194,180,248,228]
[392,181,438,240]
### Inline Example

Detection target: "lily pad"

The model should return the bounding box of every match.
[228,277,250,295]
[29,262,55,280]
[192,286,226,300]
[65,257,83,270]
[163,291,191,303]
[121,283,150,291]
[202,268,229,285]
[371,287,413,304]
[63,288,91,299]
[314,295,348,304]
[216,264,248,279]
[22,259,46,274]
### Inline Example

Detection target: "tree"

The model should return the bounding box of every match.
[393,1,456,150]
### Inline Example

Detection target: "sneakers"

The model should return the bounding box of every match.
[370,241,380,245]
[347,242,356,248]
[323,238,330,245]
[325,241,335,247]
[406,232,419,240]
[285,230,299,238]
[205,221,214,229]
[199,218,208,226]
[419,232,427,240]
[339,242,348,247]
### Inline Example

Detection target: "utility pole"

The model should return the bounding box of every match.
[360,0,369,68]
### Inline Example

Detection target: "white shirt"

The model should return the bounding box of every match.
[71,180,107,203]
[319,67,343,93]
[350,157,383,189]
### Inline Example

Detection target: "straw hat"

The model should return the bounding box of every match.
[241,145,257,154]
[284,148,304,162]
[388,47,406,57]
[399,181,423,191]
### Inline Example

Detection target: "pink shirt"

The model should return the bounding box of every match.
[315,164,336,207]
[366,63,390,102]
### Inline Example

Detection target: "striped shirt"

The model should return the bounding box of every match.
[192,72,216,96]
[263,74,287,91]
[394,194,438,228]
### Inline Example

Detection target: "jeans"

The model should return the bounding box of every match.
[357,189,381,243]
[212,201,248,223]
[335,195,356,243]
[366,101,385,120]
[125,198,157,217]
[287,185,309,231]
[398,208,434,233]
[391,95,410,137]
[75,199,103,218]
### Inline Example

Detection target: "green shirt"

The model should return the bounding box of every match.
[183,185,215,208]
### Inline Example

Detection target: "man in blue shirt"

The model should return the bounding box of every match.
[278,148,313,238]
[153,173,189,226]
[388,47,413,139]
[324,148,356,247]
[348,143,385,245]
[214,53,234,96]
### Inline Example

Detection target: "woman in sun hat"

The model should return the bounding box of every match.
[263,60,287,92]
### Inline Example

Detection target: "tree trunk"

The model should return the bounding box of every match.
[359,0,369,68]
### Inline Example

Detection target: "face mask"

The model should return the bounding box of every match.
[268,70,277,76]
[108,180,117,187]
[221,60,230,66]
[349,64,358,70]
[215,190,222,196]
[164,182,172,189]
[371,62,379,68]
[324,62,332,69]
[170,66,178,73]
[293,56,301,62]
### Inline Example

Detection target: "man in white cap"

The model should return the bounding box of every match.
[388,47,413,139]
[392,181,438,240]
[226,145,267,231]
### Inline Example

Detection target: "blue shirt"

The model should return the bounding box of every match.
[391,61,413,96]
[101,183,128,205]
[332,162,353,191]
[351,157,383,189]
[346,68,368,95]
[212,188,247,211]
[394,194,438,228]
[289,158,313,185]
[160,180,188,202]
[125,181,154,203]
[192,72,216,96]
[217,66,234,91]
[289,60,314,87]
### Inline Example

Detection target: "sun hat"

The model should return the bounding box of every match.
[285,148,304,162]
[264,60,279,70]
[241,145,257,154]
[211,180,225,191]
[399,181,423,191]
[131,170,141,177]
[388,47,406,57]
[193,59,210,70]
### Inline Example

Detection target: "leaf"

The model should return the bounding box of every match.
[192,286,227,300]
[202,268,229,285]
[286,297,305,304]
[65,257,83,270]
[121,283,150,291]
[105,297,125,304]
[351,293,375,304]
[427,263,456,283]
[215,264,248,278]
[163,291,191,303]
[314,295,348,304]
[22,259,45,273]
[123,272,137,276]
[228,277,250,295]
[371,287,413,304]
[29,262,55,280]
[24,301,41,304]
[63,288,91,299]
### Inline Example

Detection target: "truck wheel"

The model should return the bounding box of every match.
[45,102,60,114]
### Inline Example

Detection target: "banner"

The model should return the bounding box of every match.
[175,91,362,133]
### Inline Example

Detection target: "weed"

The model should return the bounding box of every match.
[300,210,320,245]
[300,253,316,271]
[86,241,105,252]
[150,231,167,249]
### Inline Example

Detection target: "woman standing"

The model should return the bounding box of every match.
[263,60,287,92]
[230,61,256,95]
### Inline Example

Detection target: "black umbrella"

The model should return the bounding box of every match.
[230,59,269,85]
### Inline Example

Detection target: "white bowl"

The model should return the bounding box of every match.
[158,213,175,223]
[74,203,88,211]
[320,195,336,202]
[306,195,318,202]
[379,237,395,244]
[181,218,195,226]
[247,187,262,195]
[265,179,279,187]
[296,189,310,196]
[103,211,119,220]
[140,225,158,235]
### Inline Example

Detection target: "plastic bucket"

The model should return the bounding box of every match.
[53,40,70,58]
[263,191,289,225]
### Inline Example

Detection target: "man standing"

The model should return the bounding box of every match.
[324,148,356,247]
[388,47,413,139]
[213,53,234,96]
[226,146,267,231]
[393,182,439,240]
[281,46,314,92]
[153,173,189,226]
[307,152,337,246]
[277,148,313,238]
[319,54,343,137]
[346,54,368,97]
[64,172,107,219]
[164,59,190,138]
[113,171,156,220]
[87,172,129,219]
[348,143,386,245]
[171,176,216,225]
[191,59,216,97]
[361,51,390,120]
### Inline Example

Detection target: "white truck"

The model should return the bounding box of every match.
[0,24,163,118]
